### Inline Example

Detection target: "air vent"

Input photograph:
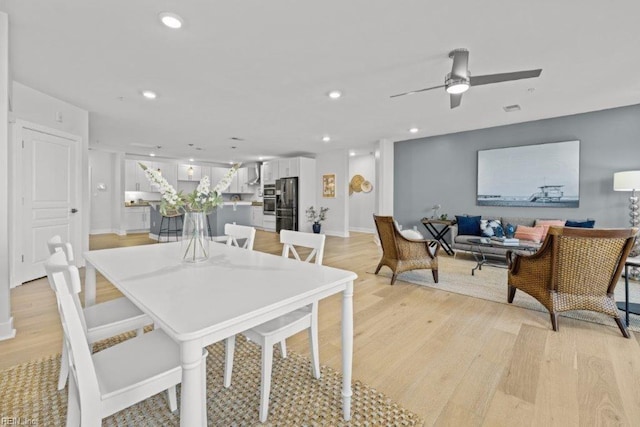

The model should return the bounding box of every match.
[230,137,245,141]
[503,104,521,112]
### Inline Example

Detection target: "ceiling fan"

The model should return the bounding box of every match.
[390,48,542,109]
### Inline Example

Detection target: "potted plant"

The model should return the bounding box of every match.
[306,206,329,233]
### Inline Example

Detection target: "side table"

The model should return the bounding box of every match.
[421,218,456,256]
[616,256,640,326]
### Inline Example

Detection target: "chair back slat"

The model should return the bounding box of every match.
[47,235,75,263]
[56,292,102,412]
[224,224,256,250]
[280,230,325,265]
[45,254,89,335]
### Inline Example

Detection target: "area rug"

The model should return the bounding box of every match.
[0,335,422,426]
[371,255,640,333]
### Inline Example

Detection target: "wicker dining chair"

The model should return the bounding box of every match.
[507,226,639,338]
[373,215,440,285]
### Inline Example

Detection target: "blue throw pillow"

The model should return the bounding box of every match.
[456,215,481,236]
[565,219,596,228]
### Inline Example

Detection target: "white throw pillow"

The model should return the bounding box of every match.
[401,229,423,240]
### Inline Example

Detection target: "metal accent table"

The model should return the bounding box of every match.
[467,238,539,275]
[616,256,640,326]
[421,218,456,256]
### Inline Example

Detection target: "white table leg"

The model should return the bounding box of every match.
[85,262,96,306]
[180,340,206,427]
[342,281,354,421]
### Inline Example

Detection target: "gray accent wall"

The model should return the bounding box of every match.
[394,104,640,231]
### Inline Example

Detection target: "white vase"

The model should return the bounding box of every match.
[181,211,209,263]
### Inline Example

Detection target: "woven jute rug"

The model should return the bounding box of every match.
[0,335,422,426]
[370,255,640,333]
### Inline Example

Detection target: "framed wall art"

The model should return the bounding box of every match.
[322,173,336,198]
[477,140,580,208]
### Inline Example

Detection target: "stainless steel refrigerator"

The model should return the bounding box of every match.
[276,177,298,233]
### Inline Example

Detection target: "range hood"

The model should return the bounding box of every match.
[249,163,261,185]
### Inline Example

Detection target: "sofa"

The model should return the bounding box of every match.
[450,216,595,257]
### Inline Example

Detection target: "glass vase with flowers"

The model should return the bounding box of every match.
[140,163,240,262]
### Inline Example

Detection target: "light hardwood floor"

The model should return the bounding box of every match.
[2,231,640,426]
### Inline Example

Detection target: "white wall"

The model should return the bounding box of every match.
[315,149,349,237]
[348,154,376,233]
[89,149,118,233]
[10,82,90,263]
[0,12,16,340]
[375,139,394,215]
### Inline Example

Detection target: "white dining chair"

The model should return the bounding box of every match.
[46,261,208,426]
[224,229,325,422]
[224,223,256,250]
[47,234,75,263]
[46,239,153,391]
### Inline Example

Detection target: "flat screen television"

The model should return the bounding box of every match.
[477,140,580,208]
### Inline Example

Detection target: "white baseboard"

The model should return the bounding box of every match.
[349,227,375,234]
[324,230,350,238]
[90,228,118,235]
[0,317,16,341]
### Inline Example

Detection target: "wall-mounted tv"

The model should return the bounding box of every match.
[477,140,580,208]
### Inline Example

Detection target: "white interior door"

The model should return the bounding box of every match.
[20,128,79,282]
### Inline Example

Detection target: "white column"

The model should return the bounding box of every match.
[0,12,16,341]
[374,139,394,216]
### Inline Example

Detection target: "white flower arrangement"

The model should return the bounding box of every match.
[140,162,241,215]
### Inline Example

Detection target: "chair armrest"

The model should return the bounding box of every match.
[507,240,552,276]
[397,238,439,259]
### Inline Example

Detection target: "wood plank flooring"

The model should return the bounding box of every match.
[2,230,640,426]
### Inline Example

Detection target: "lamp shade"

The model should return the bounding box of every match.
[613,170,640,191]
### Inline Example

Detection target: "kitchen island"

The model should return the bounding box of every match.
[148,202,253,240]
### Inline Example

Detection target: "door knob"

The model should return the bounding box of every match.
[71,208,78,213]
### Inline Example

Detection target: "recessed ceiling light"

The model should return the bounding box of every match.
[258,156,264,161]
[189,158,194,162]
[149,153,156,157]
[141,90,157,99]
[349,151,355,157]
[409,127,419,134]
[229,161,234,165]
[159,12,183,29]
[322,135,331,142]
[327,90,342,99]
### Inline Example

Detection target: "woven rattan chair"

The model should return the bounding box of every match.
[373,215,440,285]
[507,226,639,338]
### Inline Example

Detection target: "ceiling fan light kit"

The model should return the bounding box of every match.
[391,48,542,109]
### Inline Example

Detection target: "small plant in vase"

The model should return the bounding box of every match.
[306,206,329,233]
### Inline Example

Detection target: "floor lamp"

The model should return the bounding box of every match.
[614,170,640,279]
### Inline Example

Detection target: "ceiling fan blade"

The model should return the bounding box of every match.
[470,69,542,86]
[450,93,462,109]
[450,49,469,78]
[390,84,445,98]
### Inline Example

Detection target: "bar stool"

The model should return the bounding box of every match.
[158,211,183,242]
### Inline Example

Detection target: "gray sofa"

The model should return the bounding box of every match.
[450,216,543,257]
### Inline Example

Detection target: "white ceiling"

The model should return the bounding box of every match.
[2,1,640,163]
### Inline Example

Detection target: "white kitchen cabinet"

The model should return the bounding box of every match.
[178,164,202,181]
[262,215,276,231]
[237,167,249,193]
[125,159,154,191]
[262,161,277,185]
[157,162,177,190]
[124,207,149,232]
[277,158,299,178]
[250,206,263,228]
[210,167,227,192]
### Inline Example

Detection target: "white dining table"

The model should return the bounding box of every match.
[83,241,357,426]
